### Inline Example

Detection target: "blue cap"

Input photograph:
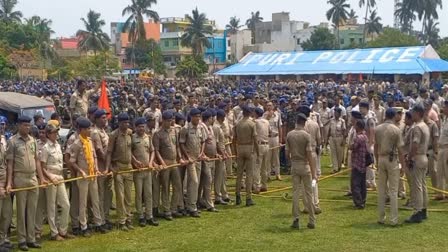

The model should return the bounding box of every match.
[117,113,130,122]
[76,117,91,129]
[351,111,363,119]
[217,102,227,109]
[135,117,146,126]
[190,108,201,116]
[255,107,264,117]
[17,115,32,123]
[297,105,311,118]
[359,101,369,108]
[174,112,185,122]
[385,108,397,118]
[173,99,180,105]
[162,111,174,120]
[94,109,106,119]
[209,109,217,117]
[202,110,212,120]
[88,106,98,115]
[216,109,226,118]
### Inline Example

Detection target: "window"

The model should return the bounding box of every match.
[227,40,231,47]
[340,39,345,45]
[350,38,355,43]
[164,40,169,47]
[297,38,301,45]
[173,40,179,46]
[163,56,171,62]
[359,38,363,44]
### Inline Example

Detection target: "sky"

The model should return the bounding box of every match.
[16,0,448,38]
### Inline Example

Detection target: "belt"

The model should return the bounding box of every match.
[258,141,268,145]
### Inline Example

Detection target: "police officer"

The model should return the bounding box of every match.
[0,121,12,250]
[69,80,99,118]
[179,108,205,217]
[327,107,346,173]
[437,101,448,199]
[34,124,47,240]
[234,105,259,206]
[68,117,106,237]
[6,116,46,250]
[423,100,440,198]
[132,117,159,227]
[40,124,74,240]
[90,109,113,230]
[286,113,317,229]
[405,104,430,223]
[213,109,231,204]
[374,108,406,226]
[253,107,270,193]
[264,102,283,181]
[359,101,377,189]
[107,113,134,230]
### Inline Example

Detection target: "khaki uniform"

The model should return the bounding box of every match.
[254,118,270,190]
[108,129,133,225]
[0,137,12,245]
[153,127,183,215]
[6,134,39,243]
[179,123,205,212]
[91,126,112,225]
[65,132,80,229]
[69,89,96,117]
[131,132,154,219]
[264,111,282,176]
[69,138,102,230]
[365,115,377,188]
[319,107,332,145]
[286,128,315,225]
[214,120,230,200]
[402,125,414,206]
[426,119,439,190]
[41,141,70,237]
[375,121,404,225]
[234,118,257,200]
[304,119,321,211]
[328,118,346,172]
[374,106,385,125]
[437,118,448,196]
[35,139,47,236]
[409,121,430,212]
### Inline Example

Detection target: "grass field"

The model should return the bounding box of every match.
[13,154,448,252]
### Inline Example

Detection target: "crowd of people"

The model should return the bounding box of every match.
[0,77,447,251]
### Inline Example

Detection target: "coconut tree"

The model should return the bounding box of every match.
[348,9,358,20]
[326,0,350,48]
[180,7,213,56]
[226,16,242,35]
[0,0,22,23]
[365,10,382,41]
[245,11,263,44]
[423,19,440,46]
[419,0,442,35]
[394,0,416,34]
[76,10,110,55]
[359,0,376,45]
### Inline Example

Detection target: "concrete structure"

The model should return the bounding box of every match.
[229,30,252,62]
[338,23,365,49]
[54,37,87,58]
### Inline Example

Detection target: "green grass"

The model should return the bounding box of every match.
[15,155,448,251]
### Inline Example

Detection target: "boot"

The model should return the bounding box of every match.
[405,212,422,224]
[421,209,427,220]
[245,198,255,207]
[236,194,241,205]
[291,219,299,229]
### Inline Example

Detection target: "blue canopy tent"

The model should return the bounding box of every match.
[216,45,448,76]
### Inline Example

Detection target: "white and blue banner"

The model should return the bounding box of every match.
[217,45,448,76]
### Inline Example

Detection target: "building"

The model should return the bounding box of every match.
[229,30,252,62]
[54,37,86,58]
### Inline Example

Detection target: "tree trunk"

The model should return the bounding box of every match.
[362,5,369,46]
[337,24,340,49]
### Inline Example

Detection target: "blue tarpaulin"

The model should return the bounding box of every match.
[217,45,448,76]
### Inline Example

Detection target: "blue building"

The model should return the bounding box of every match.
[204,32,227,64]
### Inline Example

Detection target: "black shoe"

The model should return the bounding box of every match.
[2,241,13,249]
[421,209,427,220]
[246,198,255,207]
[103,222,113,231]
[81,229,92,237]
[235,195,241,205]
[147,218,159,226]
[18,243,28,251]
[405,212,422,224]
[223,198,231,203]
[189,211,200,218]
[307,223,315,229]
[26,242,41,249]
[139,218,146,227]
[214,199,229,205]
[172,211,183,218]
[71,227,81,236]
[95,225,108,234]
[153,208,161,218]
[207,207,219,212]
[291,219,299,229]
[164,214,173,221]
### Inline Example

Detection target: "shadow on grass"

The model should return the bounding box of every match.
[264,224,306,234]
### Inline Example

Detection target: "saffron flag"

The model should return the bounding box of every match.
[98,80,112,119]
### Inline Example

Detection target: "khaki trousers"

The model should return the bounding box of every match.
[409,155,428,212]
[97,176,113,224]
[329,136,344,172]
[427,150,438,190]
[134,171,153,219]
[34,188,46,235]
[77,178,102,230]
[236,145,254,199]
[254,144,269,190]
[160,160,183,214]
[46,182,70,236]
[437,148,448,197]
[377,157,400,225]
[291,161,315,224]
[152,171,161,209]
[186,161,201,212]
[225,145,233,176]
[0,196,12,245]
[199,161,214,209]
[114,173,133,224]
[69,181,79,229]
[14,174,38,243]
[267,137,280,176]
[213,159,228,201]
[299,152,320,210]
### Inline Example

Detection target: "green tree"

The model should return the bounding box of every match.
[418,0,442,34]
[68,52,120,79]
[423,19,440,47]
[226,16,242,35]
[359,0,376,45]
[245,11,263,44]
[76,10,110,55]
[25,16,57,70]
[180,8,213,56]
[394,0,416,34]
[0,0,22,23]
[326,0,350,48]
[125,39,165,74]
[365,10,382,41]
[301,27,336,51]
[175,55,208,78]
[437,39,448,60]
[348,9,358,19]
[367,27,421,48]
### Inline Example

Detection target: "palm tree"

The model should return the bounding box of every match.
[423,19,440,46]
[365,10,382,41]
[359,0,376,45]
[326,0,350,48]
[395,0,416,34]
[419,0,442,34]
[76,10,110,55]
[226,16,242,35]
[0,0,22,23]
[180,7,213,56]
[245,11,263,44]
[348,9,358,20]
[122,0,159,46]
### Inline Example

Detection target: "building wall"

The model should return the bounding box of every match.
[338,25,365,48]
[204,36,226,64]
[230,30,252,62]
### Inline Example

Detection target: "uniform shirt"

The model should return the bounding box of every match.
[411,121,430,155]
[65,131,78,155]
[425,119,439,150]
[0,139,7,190]
[374,121,404,156]
[179,123,205,157]
[319,107,332,127]
[204,124,218,157]
[6,134,38,174]
[153,127,178,161]
[143,108,162,130]
[286,128,312,162]
[108,129,133,170]
[403,125,413,155]
[40,141,64,178]
[69,89,96,116]
[234,117,257,145]
[90,126,109,172]
[305,119,321,149]
[254,118,270,143]
[214,120,231,143]
[329,118,346,138]
[69,137,98,174]
[131,133,153,167]
[439,118,448,146]
[263,111,282,137]
[373,106,385,125]
[331,105,347,118]
[226,110,235,136]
